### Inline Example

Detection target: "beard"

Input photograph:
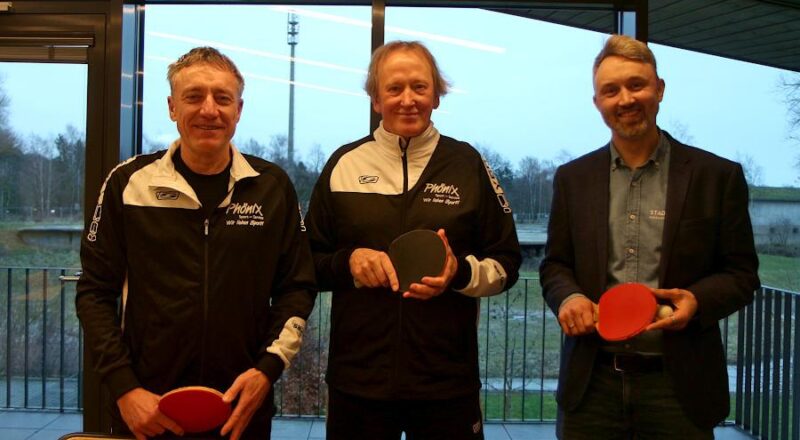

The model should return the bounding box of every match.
[603,105,656,139]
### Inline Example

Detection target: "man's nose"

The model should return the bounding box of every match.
[400,88,415,106]
[199,94,219,116]
[619,88,635,105]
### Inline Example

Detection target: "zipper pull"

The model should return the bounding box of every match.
[204,219,209,236]
[399,137,408,156]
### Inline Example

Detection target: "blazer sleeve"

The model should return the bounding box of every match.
[539,166,586,316]
[683,163,760,328]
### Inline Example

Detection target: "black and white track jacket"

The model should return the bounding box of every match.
[306,123,521,400]
[76,141,317,404]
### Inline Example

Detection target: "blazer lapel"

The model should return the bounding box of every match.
[589,146,611,296]
[660,138,692,286]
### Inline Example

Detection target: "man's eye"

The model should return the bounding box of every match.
[602,88,618,97]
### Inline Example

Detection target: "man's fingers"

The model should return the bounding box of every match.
[156,413,184,436]
[376,252,400,291]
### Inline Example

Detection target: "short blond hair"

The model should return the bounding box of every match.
[167,47,245,97]
[593,34,658,77]
[364,41,450,101]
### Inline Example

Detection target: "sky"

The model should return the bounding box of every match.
[1,4,798,187]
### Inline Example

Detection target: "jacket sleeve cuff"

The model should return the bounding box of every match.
[256,352,285,386]
[557,292,588,313]
[450,255,472,291]
[105,366,141,401]
[332,247,356,287]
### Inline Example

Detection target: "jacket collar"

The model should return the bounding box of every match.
[372,121,440,161]
[151,140,258,187]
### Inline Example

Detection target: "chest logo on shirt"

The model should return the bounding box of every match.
[422,182,461,207]
[359,175,379,184]
[649,209,666,220]
[155,190,180,201]
[225,202,265,227]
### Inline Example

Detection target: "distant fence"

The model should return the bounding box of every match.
[0,207,82,223]
[0,267,795,433]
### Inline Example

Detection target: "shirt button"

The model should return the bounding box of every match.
[627,248,636,255]
[629,214,636,221]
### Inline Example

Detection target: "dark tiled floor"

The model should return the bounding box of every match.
[0,410,755,439]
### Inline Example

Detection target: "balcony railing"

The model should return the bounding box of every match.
[0,267,796,437]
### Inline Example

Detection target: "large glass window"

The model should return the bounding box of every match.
[650,42,800,294]
[0,62,86,269]
[384,5,618,421]
[143,4,372,205]
[0,61,86,410]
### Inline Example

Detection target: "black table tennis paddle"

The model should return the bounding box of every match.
[388,229,447,292]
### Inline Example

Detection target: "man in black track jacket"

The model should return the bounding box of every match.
[76,47,317,440]
[305,40,521,440]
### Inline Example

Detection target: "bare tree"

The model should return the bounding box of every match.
[306,143,327,175]
[667,119,695,145]
[239,137,268,159]
[780,74,800,180]
[142,134,167,154]
[0,78,23,216]
[734,151,764,187]
[23,134,56,220]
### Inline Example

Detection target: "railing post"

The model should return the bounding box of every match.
[793,294,800,440]
[753,289,763,435]
[770,290,781,440]
[780,293,791,440]
[42,269,48,409]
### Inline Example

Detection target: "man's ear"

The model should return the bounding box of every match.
[433,95,440,110]
[372,97,382,114]
[168,96,177,122]
[657,78,666,102]
[235,98,244,123]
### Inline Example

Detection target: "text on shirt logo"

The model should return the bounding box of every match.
[225,202,265,227]
[422,182,461,206]
[649,209,666,220]
[481,158,512,213]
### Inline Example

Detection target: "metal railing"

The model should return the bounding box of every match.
[0,266,796,437]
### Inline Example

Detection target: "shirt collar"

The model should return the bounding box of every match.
[610,129,669,171]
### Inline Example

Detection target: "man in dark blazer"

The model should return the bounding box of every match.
[540,34,760,439]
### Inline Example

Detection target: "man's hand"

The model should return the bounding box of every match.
[646,288,698,331]
[404,229,458,300]
[117,387,183,440]
[221,368,271,440]
[349,248,399,291]
[558,296,598,337]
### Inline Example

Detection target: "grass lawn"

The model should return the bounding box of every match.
[483,391,558,421]
[757,254,800,292]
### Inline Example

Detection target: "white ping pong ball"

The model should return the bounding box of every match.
[657,305,674,319]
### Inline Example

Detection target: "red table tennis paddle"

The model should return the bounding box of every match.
[596,283,657,341]
[158,386,231,433]
[388,229,447,292]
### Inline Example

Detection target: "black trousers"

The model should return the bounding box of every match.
[326,387,485,440]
